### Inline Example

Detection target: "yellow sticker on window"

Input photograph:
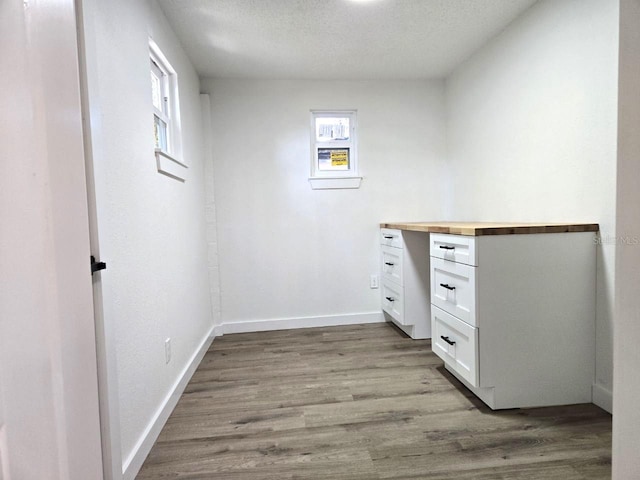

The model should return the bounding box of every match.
[331,150,348,167]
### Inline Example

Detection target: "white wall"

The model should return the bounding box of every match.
[445,0,619,411]
[201,79,446,330]
[613,0,640,476]
[0,0,103,478]
[81,0,214,475]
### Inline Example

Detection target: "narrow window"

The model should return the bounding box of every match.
[309,110,360,189]
[149,39,186,180]
[150,56,170,152]
[149,39,182,161]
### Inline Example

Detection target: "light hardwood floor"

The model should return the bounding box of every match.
[137,323,611,479]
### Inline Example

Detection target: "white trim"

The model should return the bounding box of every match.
[122,327,216,480]
[310,110,358,179]
[148,39,176,76]
[0,425,10,480]
[309,176,362,190]
[200,93,223,329]
[219,311,384,335]
[149,37,183,161]
[212,324,225,338]
[155,149,187,181]
[592,383,613,413]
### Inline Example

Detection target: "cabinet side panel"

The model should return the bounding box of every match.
[477,233,596,405]
[403,231,432,338]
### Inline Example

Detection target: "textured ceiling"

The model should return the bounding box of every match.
[157,0,538,80]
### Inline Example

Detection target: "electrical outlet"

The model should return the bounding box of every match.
[370,274,379,289]
[165,338,171,364]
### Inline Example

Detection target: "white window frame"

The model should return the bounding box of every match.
[149,38,187,180]
[151,55,170,151]
[309,110,361,189]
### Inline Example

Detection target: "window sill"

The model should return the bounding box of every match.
[308,176,362,190]
[155,149,187,182]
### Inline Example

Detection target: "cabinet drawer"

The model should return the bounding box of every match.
[381,245,403,286]
[381,228,403,249]
[431,306,479,387]
[382,280,405,325]
[430,233,477,266]
[431,257,477,326]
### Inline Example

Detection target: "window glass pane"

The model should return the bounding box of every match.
[316,117,350,142]
[151,70,163,111]
[318,148,350,171]
[154,115,168,151]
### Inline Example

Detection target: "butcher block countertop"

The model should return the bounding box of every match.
[380,221,600,236]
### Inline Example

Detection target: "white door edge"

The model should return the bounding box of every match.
[75,0,123,477]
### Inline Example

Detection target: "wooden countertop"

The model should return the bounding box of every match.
[380,221,600,236]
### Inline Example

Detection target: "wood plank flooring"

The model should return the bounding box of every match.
[136,323,611,479]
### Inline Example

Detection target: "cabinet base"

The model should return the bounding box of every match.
[384,315,430,340]
[444,364,592,410]
[444,364,497,409]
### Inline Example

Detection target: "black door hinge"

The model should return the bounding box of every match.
[90,255,107,275]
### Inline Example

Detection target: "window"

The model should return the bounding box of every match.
[149,39,186,180]
[151,55,170,152]
[309,110,361,189]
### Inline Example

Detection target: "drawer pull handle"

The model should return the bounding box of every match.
[439,245,455,250]
[440,283,456,291]
[385,296,395,302]
[383,235,394,239]
[441,335,456,346]
[384,262,395,266]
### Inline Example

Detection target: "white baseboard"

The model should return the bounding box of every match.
[212,323,224,337]
[592,383,613,413]
[122,326,216,480]
[220,311,385,335]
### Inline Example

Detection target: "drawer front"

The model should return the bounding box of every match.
[382,280,405,325]
[431,306,479,387]
[381,228,403,249]
[430,233,477,266]
[381,245,403,286]
[431,257,477,326]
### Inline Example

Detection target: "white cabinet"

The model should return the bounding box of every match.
[379,229,430,339]
[431,257,477,326]
[429,232,596,409]
[381,245,403,286]
[381,280,404,324]
[430,233,477,266]
[380,228,404,249]
[432,306,479,386]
